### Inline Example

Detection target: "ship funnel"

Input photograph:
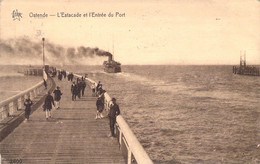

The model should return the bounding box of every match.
[108,54,112,62]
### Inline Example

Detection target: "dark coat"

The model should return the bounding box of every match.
[71,84,77,94]
[77,83,82,91]
[109,103,120,118]
[96,98,104,112]
[82,81,86,88]
[53,89,62,101]
[44,94,54,110]
[24,99,33,111]
[58,74,62,80]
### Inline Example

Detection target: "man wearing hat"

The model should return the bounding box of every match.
[108,98,120,137]
[44,91,54,120]
[24,95,33,121]
[71,81,77,101]
[53,86,62,109]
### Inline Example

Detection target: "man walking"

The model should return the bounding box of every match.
[77,81,82,99]
[53,86,62,109]
[108,98,120,137]
[24,95,33,121]
[71,82,77,101]
[81,80,86,96]
[44,91,54,120]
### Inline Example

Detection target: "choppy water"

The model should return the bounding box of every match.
[1,65,260,163]
[64,65,260,164]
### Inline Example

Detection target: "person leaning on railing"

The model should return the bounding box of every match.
[108,98,120,137]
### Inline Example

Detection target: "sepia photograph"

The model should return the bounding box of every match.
[0,0,259,163]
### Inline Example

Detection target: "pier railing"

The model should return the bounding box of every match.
[73,73,153,164]
[0,81,44,121]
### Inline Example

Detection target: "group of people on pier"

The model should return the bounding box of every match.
[93,81,120,137]
[24,71,120,137]
[71,78,87,101]
[42,86,63,120]
[67,72,74,81]
[95,81,106,119]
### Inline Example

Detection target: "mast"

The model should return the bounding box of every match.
[42,37,48,81]
[240,51,242,67]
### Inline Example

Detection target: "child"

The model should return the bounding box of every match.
[95,96,104,119]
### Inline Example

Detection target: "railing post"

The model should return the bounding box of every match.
[18,97,22,110]
[33,89,37,98]
[0,106,6,120]
[5,104,10,117]
[30,91,33,100]
[127,148,132,164]
[21,95,25,109]
[36,86,40,94]
[119,129,122,146]
[35,87,38,95]
[13,100,18,112]
[9,102,14,116]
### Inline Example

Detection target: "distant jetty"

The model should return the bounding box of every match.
[233,54,260,76]
[23,65,56,76]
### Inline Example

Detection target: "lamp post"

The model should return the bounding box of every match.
[42,37,45,68]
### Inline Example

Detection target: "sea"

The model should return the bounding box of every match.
[0,65,43,101]
[1,65,260,164]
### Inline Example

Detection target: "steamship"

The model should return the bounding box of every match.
[103,54,121,73]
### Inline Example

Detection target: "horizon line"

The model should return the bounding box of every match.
[1,64,260,66]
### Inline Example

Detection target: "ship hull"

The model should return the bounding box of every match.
[104,66,121,73]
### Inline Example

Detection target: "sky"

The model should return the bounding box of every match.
[0,0,260,65]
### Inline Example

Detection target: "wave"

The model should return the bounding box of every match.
[113,72,166,86]
[108,72,191,96]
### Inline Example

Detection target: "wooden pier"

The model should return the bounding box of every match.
[0,78,125,163]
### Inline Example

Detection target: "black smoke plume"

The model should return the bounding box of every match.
[0,37,111,65]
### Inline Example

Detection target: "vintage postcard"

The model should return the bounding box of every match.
[0,0,259,163]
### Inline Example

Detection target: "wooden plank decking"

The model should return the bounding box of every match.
[0,78,125,164]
